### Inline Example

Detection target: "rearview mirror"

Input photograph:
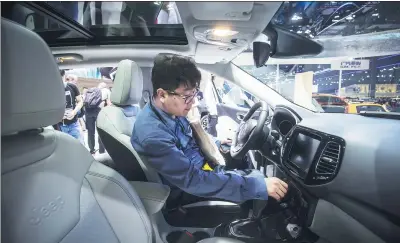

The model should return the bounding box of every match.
[253,33,272,68]
[253,42,271,68]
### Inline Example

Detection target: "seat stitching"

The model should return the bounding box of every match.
[87,171,152,243]
[84,177,122,243]
[99,111,150,177]
[140,197,165,203]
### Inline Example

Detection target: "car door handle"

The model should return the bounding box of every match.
[237,113,245,121]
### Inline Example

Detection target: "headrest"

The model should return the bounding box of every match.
[1,19,65,136]
[111,60,144,106]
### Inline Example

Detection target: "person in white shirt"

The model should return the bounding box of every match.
[157,2,182,24]
[98,82,112,108]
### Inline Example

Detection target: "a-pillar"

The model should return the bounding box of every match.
[369,57,378,98]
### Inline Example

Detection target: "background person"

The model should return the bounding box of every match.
[58,70,84,144]
[84,82,110,154]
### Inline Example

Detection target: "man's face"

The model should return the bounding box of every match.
[65,74,77,84]
[159,84,198,117]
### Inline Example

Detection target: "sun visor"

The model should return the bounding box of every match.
[188,2,254,21]
[194,42,242,64]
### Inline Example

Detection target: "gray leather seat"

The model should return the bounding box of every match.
[97,59,160,182]
[1,18,152,243]
[1,18,243,243]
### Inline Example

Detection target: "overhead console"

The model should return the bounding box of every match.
[281,125,346,185]
[176,2,283,64]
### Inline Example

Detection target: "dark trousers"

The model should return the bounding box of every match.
[85,115,105,154]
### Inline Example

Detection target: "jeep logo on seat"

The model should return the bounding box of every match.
[29,196,65,225]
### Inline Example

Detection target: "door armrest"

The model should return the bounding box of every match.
[129,181,170,215]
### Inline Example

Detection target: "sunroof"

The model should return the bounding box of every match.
[2,1,187,47]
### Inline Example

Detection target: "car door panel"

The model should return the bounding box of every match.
[216,103,249,124]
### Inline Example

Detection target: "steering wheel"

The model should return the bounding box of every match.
[230,101,270,159]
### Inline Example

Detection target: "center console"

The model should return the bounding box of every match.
[281,126,346,185]
[214,125,346,242]
[214,179,318,242]
[213,163,318,242]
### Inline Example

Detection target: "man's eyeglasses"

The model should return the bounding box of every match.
[166,88,199,104]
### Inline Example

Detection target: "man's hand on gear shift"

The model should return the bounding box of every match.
[265,177,288,201]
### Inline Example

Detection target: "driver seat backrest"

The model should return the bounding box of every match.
[97,59,161,183]
[1,18,153,243]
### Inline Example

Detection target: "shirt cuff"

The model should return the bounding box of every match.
[243,174,269,200]
[214,139,222,148]
[211,136,222,148]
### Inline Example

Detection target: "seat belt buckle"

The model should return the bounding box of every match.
[176,230,196,243]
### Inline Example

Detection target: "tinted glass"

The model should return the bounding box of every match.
[356,105,385,113]
[3,2,187,46]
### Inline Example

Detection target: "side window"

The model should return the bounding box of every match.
[331,97,340,105]
[214,80,257,109]
[356,105,385,113]
[315,96,329,104]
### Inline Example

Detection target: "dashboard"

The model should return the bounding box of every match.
[261,105,400,243]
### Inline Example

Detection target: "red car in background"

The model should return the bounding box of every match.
[313,93,348,113]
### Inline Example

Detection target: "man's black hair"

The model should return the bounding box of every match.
[151,53,201,96]
[60,70,65,77]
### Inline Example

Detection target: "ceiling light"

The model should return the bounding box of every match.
[209,28,238,37]
[55,54,83,63]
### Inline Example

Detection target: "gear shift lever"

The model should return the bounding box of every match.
[224,199,269,242]
[251,199,268,220]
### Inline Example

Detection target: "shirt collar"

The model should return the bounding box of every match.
[150,98,178,130]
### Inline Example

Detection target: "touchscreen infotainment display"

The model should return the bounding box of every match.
[289,133,321,177]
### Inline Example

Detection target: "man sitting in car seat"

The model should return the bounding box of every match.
[131,54,288,208]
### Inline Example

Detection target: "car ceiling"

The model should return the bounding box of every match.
[53,1,283,68]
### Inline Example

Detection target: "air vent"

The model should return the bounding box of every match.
[315,142,341,175]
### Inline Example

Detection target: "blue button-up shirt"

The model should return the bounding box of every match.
[131,102,268,203]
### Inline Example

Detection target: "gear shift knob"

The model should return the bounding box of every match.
[252,199,268,220]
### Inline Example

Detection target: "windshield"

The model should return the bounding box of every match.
[234,53,400,113]
[231,1,400,113]
[272,1,400,40]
